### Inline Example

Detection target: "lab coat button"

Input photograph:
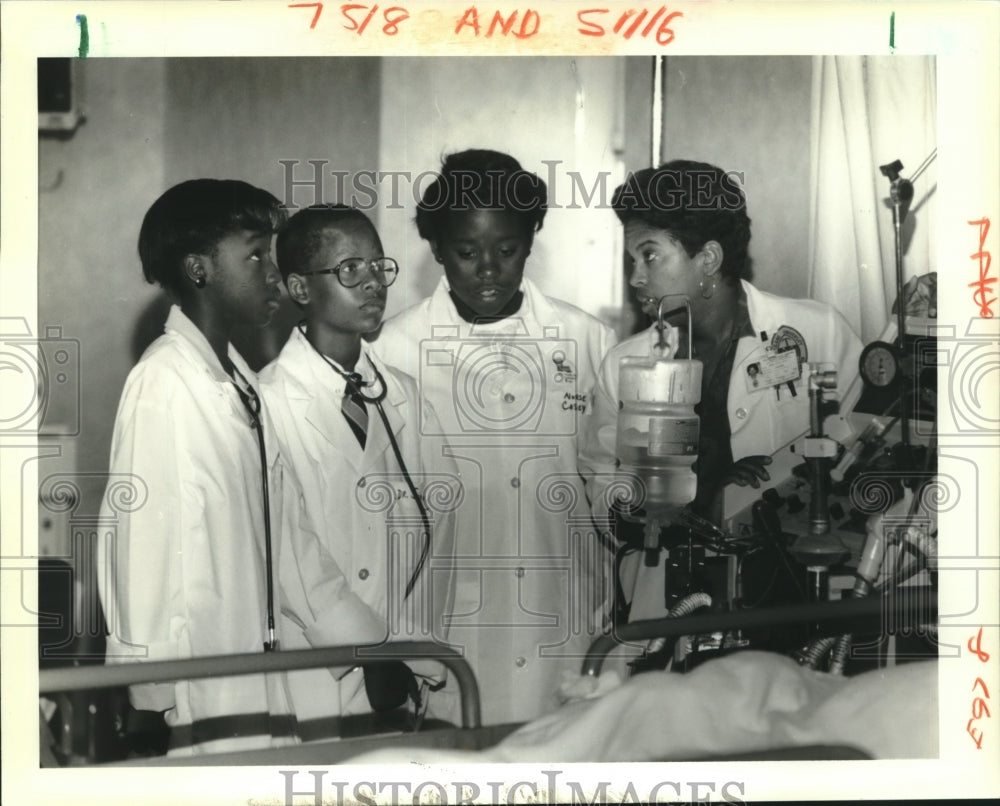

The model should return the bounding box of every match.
[735,407,748,420]
[510,477,520,488]
[515,656,526,668]
[358,477,366,488]
[514,567,525,578]
[503,393,515,403]
[358,568,370,580]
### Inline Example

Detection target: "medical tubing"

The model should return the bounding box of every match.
[645,592,712,654]
[253,418,277,649]
[655,295,693,359]
[670,591,713,618]
[835,482,931,673]
[828,579,876,676]
[829,633,852,675]
[370,390,432,598]
[793,636,838,669]
[231,371,277,652]
[302,328,431,600]
[890,480,930,584]
[667,591,713,658]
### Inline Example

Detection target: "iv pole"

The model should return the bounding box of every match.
[878,147,936,448]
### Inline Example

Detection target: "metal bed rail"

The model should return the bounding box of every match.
[40,600,936,764]
[40,640,481,729]
[581,591,938,677]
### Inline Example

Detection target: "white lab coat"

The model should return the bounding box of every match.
[371,276,617,725]
[579,280,863,621]
[260,327,459,730]
[97,306,296,756]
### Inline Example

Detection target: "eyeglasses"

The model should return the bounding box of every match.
[298,257,399,288]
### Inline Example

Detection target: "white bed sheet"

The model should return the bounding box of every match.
[345,651,938,763]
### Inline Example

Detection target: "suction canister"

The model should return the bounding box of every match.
[617,356,702,509]
[615,297,703,564]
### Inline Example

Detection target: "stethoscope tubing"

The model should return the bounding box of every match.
[229,367,278,652]
[299,324,431,599]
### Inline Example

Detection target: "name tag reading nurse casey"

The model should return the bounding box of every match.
[561,392,587,412]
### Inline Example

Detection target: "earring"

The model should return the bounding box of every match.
[194,276,206,289]
[699,275,717,300]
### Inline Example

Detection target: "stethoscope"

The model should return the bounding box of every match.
[296,323,432,599]
[228,365,279,653]
[227,330,434,655]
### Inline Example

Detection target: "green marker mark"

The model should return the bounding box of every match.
[76,14,89,58]
[889,11,895,51]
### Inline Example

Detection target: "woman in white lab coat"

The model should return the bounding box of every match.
[97,180,297,755]
[578,160,863,624]
[260,205,459,738]
[371,150,617,725]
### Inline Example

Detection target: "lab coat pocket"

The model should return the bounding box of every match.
[449,576,486,623]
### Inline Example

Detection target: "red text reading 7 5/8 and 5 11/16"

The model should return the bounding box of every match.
[289,4,683,44]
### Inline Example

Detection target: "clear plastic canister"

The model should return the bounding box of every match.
[616,355,703,515]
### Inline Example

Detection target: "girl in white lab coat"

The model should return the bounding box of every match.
[260,205,459,738]
[371,150,617,725]
[97,179,297,755]
[579,160,863,626]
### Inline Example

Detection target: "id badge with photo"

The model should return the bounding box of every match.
[745,349,802,393]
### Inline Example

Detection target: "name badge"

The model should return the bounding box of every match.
[745,325,808,394]
[745,349,801,392]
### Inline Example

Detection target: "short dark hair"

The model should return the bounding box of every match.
[612,160,752,283]
[275,204,379,282]
[138,179,286,297]
[415,149,547,243]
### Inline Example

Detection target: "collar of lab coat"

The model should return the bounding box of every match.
[275,326,406,470]
[426,275,564,339]
[164,304,257,387]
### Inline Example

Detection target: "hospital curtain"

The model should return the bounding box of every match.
[807,56,937,344]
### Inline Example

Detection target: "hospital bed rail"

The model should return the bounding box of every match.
[580,591,937,677]
[41,640,479,727]
[39,640,512,765]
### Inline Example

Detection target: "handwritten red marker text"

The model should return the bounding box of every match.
[289,3,409,34]
[577,6,683,45]
[968,218,995,318]
[288,3,684,44]
[966,627,991,749]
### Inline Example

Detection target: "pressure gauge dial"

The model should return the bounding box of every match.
[859,341,900,388]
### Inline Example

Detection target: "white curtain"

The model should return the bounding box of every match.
[807,56,937,343]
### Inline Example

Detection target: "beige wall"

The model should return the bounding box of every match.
[161,57,383,367]
[376,56,629,328]
[38,59,168,523]
[661,56,814,298]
